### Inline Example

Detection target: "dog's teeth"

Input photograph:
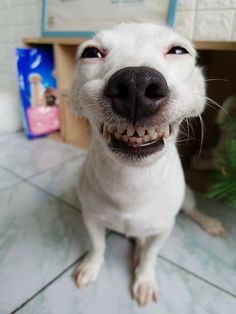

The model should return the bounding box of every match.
[137,127,145,137]
[148,127,158,141]
[115,132,121,140]
[127,127,135,137]
[122,134,129,142]
[163,126,170,139]
[129,137,142,144]
[143,135,150,143]
[148,127,156,136]
[150,132,158,140]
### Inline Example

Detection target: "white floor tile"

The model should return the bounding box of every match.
[0,133,85,178]
[17,234,236,314]
[29,158,85,209]
[0,182,90,313]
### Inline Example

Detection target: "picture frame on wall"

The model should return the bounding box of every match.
[41,0,178,38]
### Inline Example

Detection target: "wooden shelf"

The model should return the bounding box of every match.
[23,37,86,46]
[194,41,236,51]
[23,37,236,51]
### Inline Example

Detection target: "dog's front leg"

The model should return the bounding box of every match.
[74,214,106,288]
[132,224,173,307]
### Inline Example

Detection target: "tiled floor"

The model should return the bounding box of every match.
[0,132,235,314]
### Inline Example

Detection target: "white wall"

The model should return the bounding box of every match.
[0,0,41,94]
[175,0,236,40]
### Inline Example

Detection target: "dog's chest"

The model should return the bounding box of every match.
[98,181,184,237]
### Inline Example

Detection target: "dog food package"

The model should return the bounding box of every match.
[16,47,60,139]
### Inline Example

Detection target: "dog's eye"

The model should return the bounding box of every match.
[81,47,103,59]
[167,46,189,55]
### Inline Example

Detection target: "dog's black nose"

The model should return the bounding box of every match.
[104,66,169,124]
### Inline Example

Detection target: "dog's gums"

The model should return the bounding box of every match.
[100,123,170,156]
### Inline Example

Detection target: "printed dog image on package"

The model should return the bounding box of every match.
[16,47,60,139]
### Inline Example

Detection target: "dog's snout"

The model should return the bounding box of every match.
[104,66,169,124]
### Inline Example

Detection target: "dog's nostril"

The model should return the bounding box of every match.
[105,82,129,100]
[117,83,129,99]
[145,83,165,100]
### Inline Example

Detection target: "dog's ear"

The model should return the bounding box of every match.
[190,66,206,117]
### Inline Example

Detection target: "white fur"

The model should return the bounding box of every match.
[71,24,224,306]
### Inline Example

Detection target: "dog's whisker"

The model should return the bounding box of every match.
[178,124,192,143]
[176,137,195,144]
[206,98,226,113]
[179,120,190,141]
[196,109,205,157]
[188,117,197,135]
[194,93,229,118]
[182,117,197,143]
[204,78,228,82]
[185,118,190,143]
[205,102,221,113]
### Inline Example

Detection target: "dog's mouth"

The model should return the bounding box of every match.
[100,123,171,157]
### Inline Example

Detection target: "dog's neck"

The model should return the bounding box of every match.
[87,136,181,184]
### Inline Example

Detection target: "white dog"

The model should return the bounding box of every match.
[71,23,225,306]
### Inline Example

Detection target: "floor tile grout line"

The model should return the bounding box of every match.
[25,153,86,181]
[25,179,82,213]
[110,233,236,297]
[0,167,82,213]
[8,233,236,313]
[0,152,86,183]
[0,155,84,212]
[0,165,27,181]
[0,181,24,194]
[10,232,112,313]
[159,255,236,298]
[10,255,86,314]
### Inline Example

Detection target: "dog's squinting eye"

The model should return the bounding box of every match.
[81,47,103,59]
[167,46,189,55]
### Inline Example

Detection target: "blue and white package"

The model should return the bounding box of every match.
[16,46,60,139]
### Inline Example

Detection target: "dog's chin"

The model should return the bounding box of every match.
[100,123,171,161]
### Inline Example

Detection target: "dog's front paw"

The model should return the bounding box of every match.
[132,276,158,307]
[74,251,104,288]
[200,217,225,236]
